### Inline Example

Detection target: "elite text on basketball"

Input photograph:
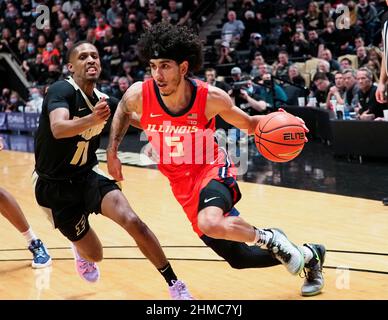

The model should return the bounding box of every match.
[283,132,305,141]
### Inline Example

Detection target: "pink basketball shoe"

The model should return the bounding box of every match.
[168,280,194,300]
[71,244,100,283]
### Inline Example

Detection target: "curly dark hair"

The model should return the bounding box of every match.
[137,22,203,73]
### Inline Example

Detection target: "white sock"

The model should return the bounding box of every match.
[302,245,314,264]
[71,243,81,259]
[22,228,37,246]
[253,228,273,246]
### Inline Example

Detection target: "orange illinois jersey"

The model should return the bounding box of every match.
[140,78,218,181]
[140,78,238,236]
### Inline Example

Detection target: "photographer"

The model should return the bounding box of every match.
[255,66,288,110]
[234,77,268,115]
[227,72,265,144]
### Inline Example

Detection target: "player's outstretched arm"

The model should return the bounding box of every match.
[50,97,110,139]
[206,86,264,135]
[207,87,308,139]
[106,82,143,181]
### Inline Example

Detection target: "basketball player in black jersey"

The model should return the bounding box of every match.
[33,41,193,299]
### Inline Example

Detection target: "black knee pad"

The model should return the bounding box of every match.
[200,235,280,269]
[198,180,233,213]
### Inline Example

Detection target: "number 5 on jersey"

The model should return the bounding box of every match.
[165,136,184,157]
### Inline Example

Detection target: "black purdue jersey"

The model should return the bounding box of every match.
[34,79,118,180]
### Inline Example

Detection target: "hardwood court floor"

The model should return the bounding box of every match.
[0,150,387,299]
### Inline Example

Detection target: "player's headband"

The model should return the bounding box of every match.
[150,45,184,64]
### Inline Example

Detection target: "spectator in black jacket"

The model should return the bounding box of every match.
[26,54,49,85]
[205,68,231,92]
[356,67,387,120]
[204,68,232,131]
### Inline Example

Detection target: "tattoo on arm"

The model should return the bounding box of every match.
[107,99,131,153]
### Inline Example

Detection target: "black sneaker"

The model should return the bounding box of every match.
[301,243,325,296]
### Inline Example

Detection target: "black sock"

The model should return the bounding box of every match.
[158,262,177,286]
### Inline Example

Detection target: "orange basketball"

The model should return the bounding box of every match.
[254,111,306,162]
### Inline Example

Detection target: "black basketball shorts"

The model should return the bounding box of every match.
[34,168,120,241]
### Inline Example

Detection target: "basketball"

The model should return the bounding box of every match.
[254,111,306,162]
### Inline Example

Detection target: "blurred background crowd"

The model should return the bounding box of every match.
[0,0,387,122]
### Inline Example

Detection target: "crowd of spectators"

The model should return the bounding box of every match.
[1,0,388,122]
[0,0,199,112]
[204,0,388,122]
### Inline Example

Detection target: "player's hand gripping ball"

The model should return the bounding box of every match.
[254,111,308,162]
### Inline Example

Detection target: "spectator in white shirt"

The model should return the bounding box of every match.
[25,87,43,113]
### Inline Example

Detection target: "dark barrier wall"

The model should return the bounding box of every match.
[331,120,388,158]
[0,112,40,131]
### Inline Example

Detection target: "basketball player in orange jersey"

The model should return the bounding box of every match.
[107,23,325,297]
[0,137,51,268]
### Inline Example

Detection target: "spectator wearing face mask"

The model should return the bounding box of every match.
[25,88,43,113]
[22,42,37,76]
[26,41,36,59]
[5,92,24,113]
[42,42,60,66]
[295,22,307,39]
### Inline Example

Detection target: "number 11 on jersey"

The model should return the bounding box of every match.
[70,141,89,166]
